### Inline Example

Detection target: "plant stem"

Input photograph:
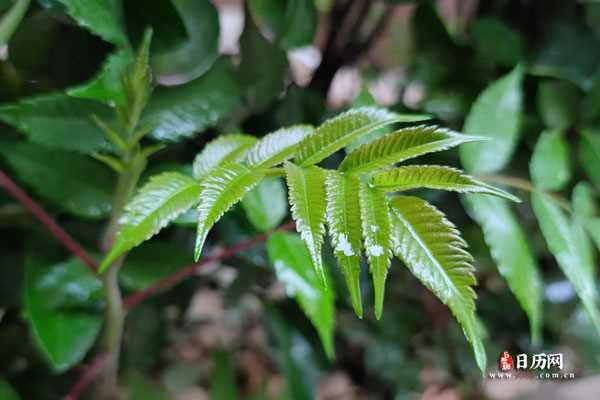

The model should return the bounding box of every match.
[478,174,572,213]
[96,264,124,398]
[265,167,285,177]
[67,221,296,399]
[95,151,146,399]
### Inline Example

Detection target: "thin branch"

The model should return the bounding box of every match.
[64,353,107,400]
[65,220,296,399]
[124,220,295,309]
[0,169,98,271]
[478,174,573,213]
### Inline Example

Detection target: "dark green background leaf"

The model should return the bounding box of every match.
[241,177,287,232]
[143,61,241,141]
[0,142,114,218]
[267,232,335,358]
[24,256,103,372]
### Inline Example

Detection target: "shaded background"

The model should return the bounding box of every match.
[1,0,600,399]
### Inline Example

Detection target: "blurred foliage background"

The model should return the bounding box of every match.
[1,0,600,399]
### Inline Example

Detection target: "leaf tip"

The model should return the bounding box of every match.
[98,258,112,275]
[194,232,206,262]
[348,284,363,319]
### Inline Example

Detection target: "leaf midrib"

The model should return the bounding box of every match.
[299,118,399,166]
[394,208,468,310]
[344,137,472,173]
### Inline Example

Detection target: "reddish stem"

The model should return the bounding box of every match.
[0,169,98,271]
[64,353,108,400]
[124,220,295,309]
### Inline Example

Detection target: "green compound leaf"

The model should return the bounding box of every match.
[325,171,363,318]
[358,184,391,319]
[24,256,103,372]
[391,196,486,372]
[285,162,328,285]
[267,232,335,358]
[532,192,600,334]
[295,107,427,167]
[194,163,265,260]
[246,125,313,169]
[463,194,543,345]
[460,66,524,174]
[530,130,571,191]
[192,134,257,179]
[340,125,482,174]
[371,165,520,202]
[101,172,202,272]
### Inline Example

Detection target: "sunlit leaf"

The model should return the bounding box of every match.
[358,184,391,319]
[371,165,519,202]
[101,172,202,272]
[463,194,543,344]
[195,163,265,260]
[295,107,426,167]
[390,196,486,372]
[325,171,363,318]
[460,66,524,174]
[341,126,481,174]
[285,162,327,284]
[193,134,257,179]
[246,125,313,168]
